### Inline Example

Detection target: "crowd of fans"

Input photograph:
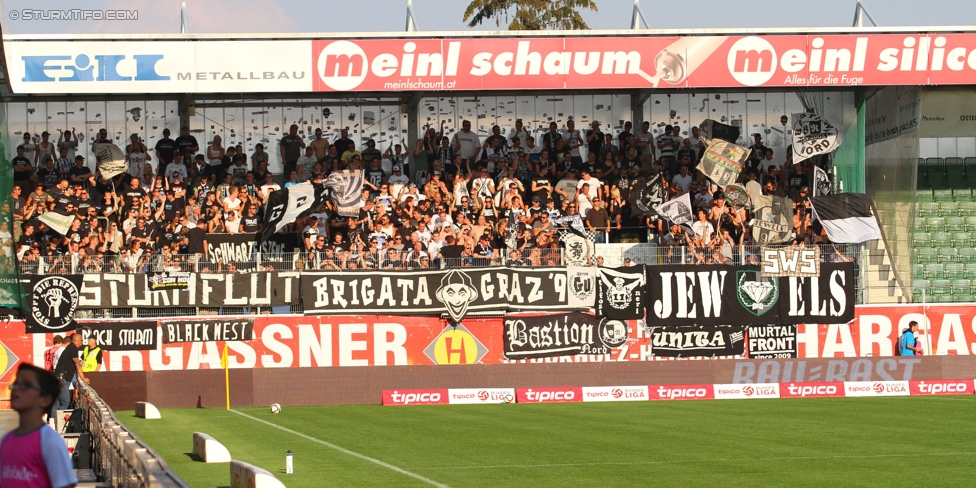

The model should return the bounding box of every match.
[8,116,847,273]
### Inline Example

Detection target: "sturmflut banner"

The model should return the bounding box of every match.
[644,263,855,327]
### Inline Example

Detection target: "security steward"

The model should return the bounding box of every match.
[81,337,103,373]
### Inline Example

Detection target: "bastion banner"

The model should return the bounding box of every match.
[0,305,975,383]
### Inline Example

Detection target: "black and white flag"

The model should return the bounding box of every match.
[648,325,747,358]
[752,195,794,245]
[261,181,324,241]
[633,173,666,215]
[597,266,645,320]
[324,170,364,217]
[653,193,694,226]
[810,193,881,243]
[699,119,741,144]
[97,146,128,180]
[26,275,82,333]
[36,211,75,236]
[792,113,842,164]
[814,166,832,196]
[700,139,749,187]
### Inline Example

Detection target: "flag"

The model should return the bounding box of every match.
[700,139,749,187]
[724,183,750,208]
[324,170,365,217]
[653,193,694,226]
[505,209,519,249]
[260,181,323,241]
[221,343,229,370]
[792,113,842,164]
[37,211,75,236]
[814,166,832,196]
[699,119,741,144]
[633,173,666,215]
[552,214,593,240]
[810,193,882,243]
[98,159,128,180]
[752,195,794,245]
[94,143,125,165]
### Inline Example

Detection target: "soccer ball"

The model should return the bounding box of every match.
[504,395,515,404]
[270,403,281,413]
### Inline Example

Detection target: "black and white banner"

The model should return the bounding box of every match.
[724,184,750,208]
[77,320,158,351]
[566,266,597,309]
[48,272,302,309]
[699,119,741,144]
[752,195,794,245]
[645,263,855,327]
[791,113,842,164]
[148,271,191,291]
[26,275,82,333]
[746,325,798,358]
[648,325,746,358]
[302,267,575,319]
[700,139,749,187]
[810,193,882,244]
[206,232,303,263]
[814,166,832,197]
[654,193,694,226]
[261,181,326,241]
[761,246,820,277]
[324,170,365,217]
[596,266,645,320]
[633,173,666,215]
[160,318,255,344]
[503,312,629,359]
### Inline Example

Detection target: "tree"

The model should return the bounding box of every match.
[463,0,598,31]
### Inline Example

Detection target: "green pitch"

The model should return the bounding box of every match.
[120,396,976,487]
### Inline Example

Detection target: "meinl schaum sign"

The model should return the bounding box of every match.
[645,263,855,327]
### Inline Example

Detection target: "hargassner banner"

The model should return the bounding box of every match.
[7,33,976,94]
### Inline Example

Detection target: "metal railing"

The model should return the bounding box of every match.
[77,383,190,488]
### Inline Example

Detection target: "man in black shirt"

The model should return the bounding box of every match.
[154,128,178,176]
[174,126,200,160]
[12,145,34,186]
[187,219,208,260]
[52,333,89,414]
[586,121,604,158]
[241,205,261,234]
[333,128,353,160]
[68,156,92,189]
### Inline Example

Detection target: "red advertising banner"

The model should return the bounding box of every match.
[908,379,974,396]
[382,389,449,406]
[515,387,583,403]
[778,382,845,399]
[647,384,715,401]
[311,34,976,92]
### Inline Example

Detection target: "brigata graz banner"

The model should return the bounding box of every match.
[645,263,855,327]
[22,272,303,309]
[301,267,574,319]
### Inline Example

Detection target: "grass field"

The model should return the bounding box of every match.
[120,396,976,487]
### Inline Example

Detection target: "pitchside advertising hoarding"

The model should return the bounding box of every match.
[6,33,976,94]
[0,304,974,383]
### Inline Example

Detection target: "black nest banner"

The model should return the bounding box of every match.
[160,318,255,344]
[503,312,629,359]
[747,325,798,358]
[645,262,855,327]
[77,321,158,351]
[649,325,746,358]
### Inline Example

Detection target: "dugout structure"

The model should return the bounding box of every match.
[2,26,976,306]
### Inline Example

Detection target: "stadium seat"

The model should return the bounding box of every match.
[966,157,976,187]
[938,201,958,216]
[913,279,931,292]
[930,231,951,247]
[965,262,976,279]
[917,202,940,217]
[930,279,951,294]
[950,279,972,295]
[913,232,932,247]
[925,216,945,231]
[944,262,965,279]
[953,188,973,202]
[946,157,966,188]
[957,201,976,216]
[917,247,939,264]
[945,216,966,232]
[966,216,976,232]
[933,189,954,202]
[951,232,973,248]
[927,158,947,189]
[924,263,945,279]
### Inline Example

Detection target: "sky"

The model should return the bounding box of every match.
[0,0,973,36]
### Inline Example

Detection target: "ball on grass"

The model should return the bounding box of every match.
[270,403,281,413]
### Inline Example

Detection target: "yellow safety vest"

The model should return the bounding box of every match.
[82,346,101,372]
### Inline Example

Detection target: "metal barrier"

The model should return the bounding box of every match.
[76,383,190,488]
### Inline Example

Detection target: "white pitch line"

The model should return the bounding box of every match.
[230,410,448,488]
[409,451,976,470]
